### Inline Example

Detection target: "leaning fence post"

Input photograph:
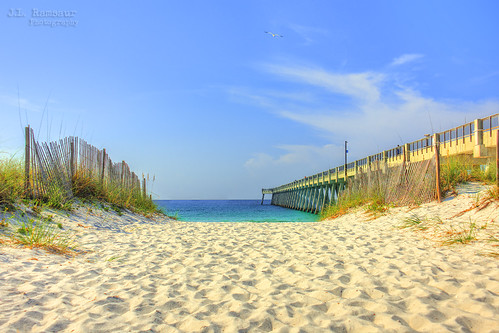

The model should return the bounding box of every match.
[24,126,31,197]
[434,133,442,203]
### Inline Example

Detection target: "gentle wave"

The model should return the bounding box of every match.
[155,200,319,222]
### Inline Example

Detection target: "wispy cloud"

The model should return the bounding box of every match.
[245,144,342,184]
[0,94,45,113]
[390,54,424,66]
[265,64,384,103]
[245,144,339,169]
[242,63,499,173]
[471,70,499,84]
[287,24,329,45]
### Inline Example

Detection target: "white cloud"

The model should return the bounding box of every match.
[265,65,384,103]
[390,54,424,66]
[240,63,499,175]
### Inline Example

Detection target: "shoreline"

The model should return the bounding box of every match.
[0,186,498,332]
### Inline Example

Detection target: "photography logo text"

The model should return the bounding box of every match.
[7,8,78,28]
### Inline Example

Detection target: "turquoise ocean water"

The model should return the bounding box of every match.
[155,200,319,222]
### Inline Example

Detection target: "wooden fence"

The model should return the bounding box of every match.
[24,126,149,203]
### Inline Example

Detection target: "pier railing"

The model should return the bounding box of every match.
[262,114,499,214]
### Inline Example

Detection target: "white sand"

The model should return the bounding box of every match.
[0,187,498,332]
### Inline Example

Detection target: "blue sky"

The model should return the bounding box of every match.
[1,1,498,199]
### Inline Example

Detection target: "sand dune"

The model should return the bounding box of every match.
[0,187,498,332]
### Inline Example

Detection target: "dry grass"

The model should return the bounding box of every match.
[440,221,479,245]
[8,215,77,255]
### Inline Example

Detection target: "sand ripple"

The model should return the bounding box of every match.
[0,193,498,332]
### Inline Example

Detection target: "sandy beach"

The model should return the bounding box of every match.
[0,186,498,332]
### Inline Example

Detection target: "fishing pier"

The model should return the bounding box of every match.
[262,114,499,214]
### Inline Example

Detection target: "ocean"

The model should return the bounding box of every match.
[154,200,319,222]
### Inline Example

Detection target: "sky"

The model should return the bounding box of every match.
[1,1,498,199]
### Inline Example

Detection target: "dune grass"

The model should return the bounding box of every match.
[397,214,443,231]
[441,221,478,245]
[71,171,160,216]
[398,215,430,231]
[440,156,497,193]
[321,156,497,221]
[0,154,160,218]
[0,213,76,255]
[320,187,388,220]
[0,151,162,255]
[0,156,24,208]
[485,185,499,201]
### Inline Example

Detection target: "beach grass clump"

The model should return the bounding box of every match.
[440,157,473,193]
[72,171,105,201]
[0,156,24,207]
[442,221,478,245]
[471,161,497,184]
[320,192,363,219]
[398,214,429,230]
[71,172,160,216]
[0,215,10,228]
[99,181,160,216]
[486,235,499,257]
[44,184,73,211]
[485,185,499,201]
[365,196,389,217]
[10,215,76,254]
[440,157,497,194]
[321,186,388,220]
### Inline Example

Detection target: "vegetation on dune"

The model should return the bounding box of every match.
[0,155,160,215]
[71,171,161,216]
[9,214,76,254]
[321,156,497,221]
[440,156,497,194]
[320,186,389,220]
[0,153,162,254]
[0,156,25,208]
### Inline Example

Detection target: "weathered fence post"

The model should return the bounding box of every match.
[24,126,31,197]
[142,176,146,199]
[101,148,106,184]
[70,139,75,180]
[121,161,125,186]
[433,133,441,203]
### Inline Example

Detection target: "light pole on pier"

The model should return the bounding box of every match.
[344,140,348,180]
